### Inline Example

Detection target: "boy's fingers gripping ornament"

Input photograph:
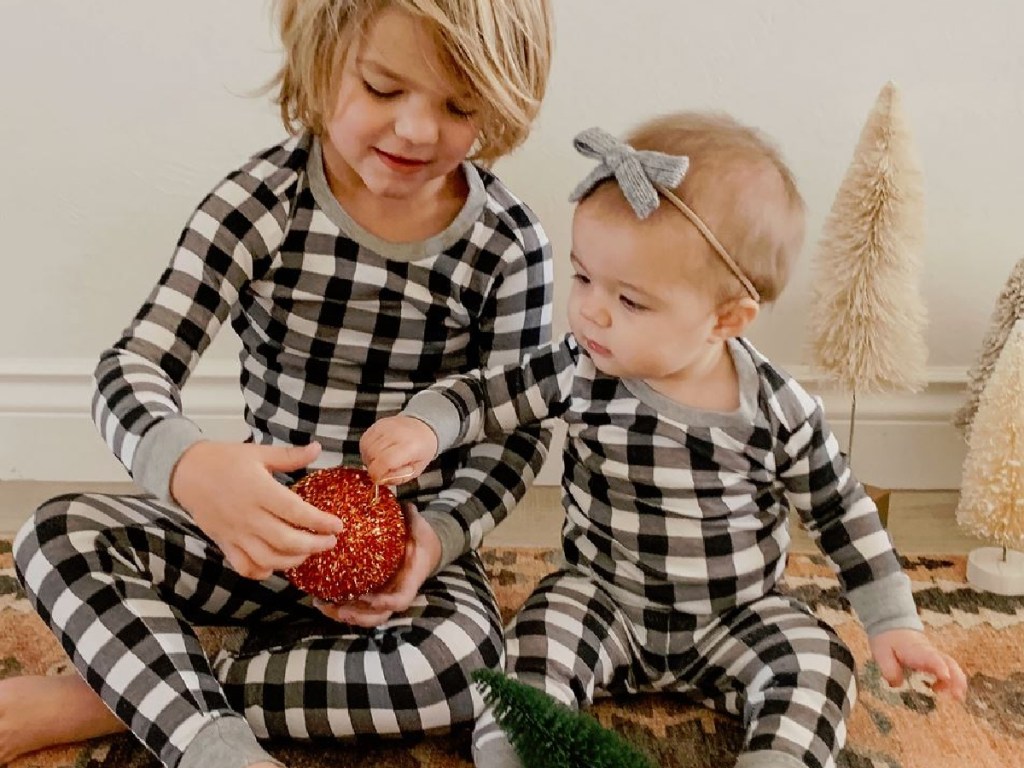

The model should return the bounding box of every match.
[286,466,408,603]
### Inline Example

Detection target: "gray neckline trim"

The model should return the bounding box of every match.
[307,137,486,261]
[622,338,759,427]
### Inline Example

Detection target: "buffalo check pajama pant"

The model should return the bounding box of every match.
[472,569,857,768]
[15,492,504,768]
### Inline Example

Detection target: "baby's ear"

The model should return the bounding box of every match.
[712,297,759,340]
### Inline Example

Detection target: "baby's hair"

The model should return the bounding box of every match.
[269,0,553,164]
[627,112,806,305]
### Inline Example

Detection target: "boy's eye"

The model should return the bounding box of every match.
[620,296,647,311]
[571,272,590,285]
[363,80,399,99]
[446,101,476,119]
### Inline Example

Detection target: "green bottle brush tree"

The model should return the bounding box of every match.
[472,669,656,768]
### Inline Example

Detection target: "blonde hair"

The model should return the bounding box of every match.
[270,0,553,164]
[626,112,806,304]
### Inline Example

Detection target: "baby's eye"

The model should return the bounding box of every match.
[571,272,590,284]
[620,296,647,312]
[363,80,399,99]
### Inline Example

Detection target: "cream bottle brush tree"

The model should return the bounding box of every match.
[807,81,927,461]
[954,256,1024,438]
[955,319,1024,595]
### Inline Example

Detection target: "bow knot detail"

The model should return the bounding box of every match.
[568,127,689,219]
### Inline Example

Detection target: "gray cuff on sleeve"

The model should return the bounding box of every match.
[131,416,204,503]
[403,390,465,454]
[179,715,282,768]
[735,752,807,768]
[846,571,924,637]
[419,509,470,574]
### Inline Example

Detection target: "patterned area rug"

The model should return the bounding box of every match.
[2,540,1023,768]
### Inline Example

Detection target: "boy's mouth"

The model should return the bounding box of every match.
[374,148,429,172]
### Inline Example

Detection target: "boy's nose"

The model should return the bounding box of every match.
[394,101,440,145]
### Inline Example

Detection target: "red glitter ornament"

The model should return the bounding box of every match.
[285,466,408,603]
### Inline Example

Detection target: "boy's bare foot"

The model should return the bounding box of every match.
[0,674,125,762]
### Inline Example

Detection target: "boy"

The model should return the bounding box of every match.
[5,2,554,767]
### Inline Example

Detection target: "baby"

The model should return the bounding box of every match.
[361,113,967,768]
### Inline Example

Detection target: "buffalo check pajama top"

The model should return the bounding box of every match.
[403,334,924,768]
[14,133,553,768]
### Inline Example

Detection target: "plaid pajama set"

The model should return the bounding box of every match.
[14,134,553,768]
[403,334,925,768]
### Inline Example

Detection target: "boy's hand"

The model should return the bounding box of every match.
[170,440,344,581]
[360,415,438,486]
[314,503,442,627]
[869,628,967,700]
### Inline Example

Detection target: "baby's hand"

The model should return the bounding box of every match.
[360,415,438,486]
[869,628,967,700]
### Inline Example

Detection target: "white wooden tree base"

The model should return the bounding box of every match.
[966,547,1024,596]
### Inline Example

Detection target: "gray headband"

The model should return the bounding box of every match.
[567,126,760,302]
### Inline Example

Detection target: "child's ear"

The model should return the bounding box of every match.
[712,297,759,340]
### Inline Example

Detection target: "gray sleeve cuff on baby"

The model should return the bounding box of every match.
[846,570,924,637]
[403,390,465,454]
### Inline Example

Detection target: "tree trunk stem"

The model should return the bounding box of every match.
[848,391,858,463]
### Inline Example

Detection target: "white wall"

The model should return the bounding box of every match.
[3,1,1022,487]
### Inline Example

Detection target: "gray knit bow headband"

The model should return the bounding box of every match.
[568,126,760,302]
[569,127,689,219]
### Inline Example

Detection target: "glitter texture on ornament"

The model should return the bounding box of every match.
[286,466,408,602]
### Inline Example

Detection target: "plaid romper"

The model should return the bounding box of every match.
[14,134,553,768]
[403,334,924,768]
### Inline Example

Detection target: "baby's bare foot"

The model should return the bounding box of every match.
[0,674,125,762]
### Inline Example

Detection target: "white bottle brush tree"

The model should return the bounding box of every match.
[807,81,927,461]
[955,318,1024,595]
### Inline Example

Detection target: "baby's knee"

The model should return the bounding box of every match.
[746,634,857,766]
[829,636,857,700]
[806,631,857,711]
[767,627,858,713]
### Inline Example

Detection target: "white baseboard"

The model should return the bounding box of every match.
[0,359,967,489]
